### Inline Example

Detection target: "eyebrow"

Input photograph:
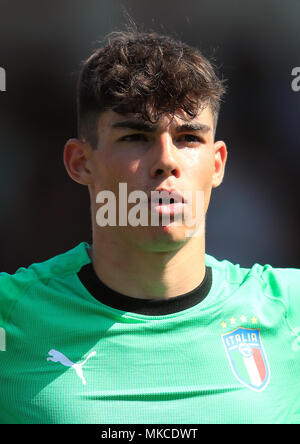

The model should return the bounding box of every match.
[110,120,211,134]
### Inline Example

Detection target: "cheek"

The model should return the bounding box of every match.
[94,156,142,199]
[180,150,214,214]
[112,161,141,187]
[180,150,214,187]
[107,149,140,175]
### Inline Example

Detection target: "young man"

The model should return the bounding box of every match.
[0,30,300,424]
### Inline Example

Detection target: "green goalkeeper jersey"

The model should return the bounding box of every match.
[0,242,300,424]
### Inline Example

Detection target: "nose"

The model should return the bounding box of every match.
[150,133,180,178]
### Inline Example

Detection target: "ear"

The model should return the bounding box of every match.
[63,138,92,186]
[212,140,227,188]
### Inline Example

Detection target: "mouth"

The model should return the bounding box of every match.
[151,201,186,216]
[148,188,187,216]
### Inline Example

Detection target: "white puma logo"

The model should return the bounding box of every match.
[47,349,96,385]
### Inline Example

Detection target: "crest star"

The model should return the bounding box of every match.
[221,321,227,328]
[251,316,258,324]
[230,317,236,324]
[240,315,247,323]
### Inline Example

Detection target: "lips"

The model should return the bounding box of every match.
[147,188,186,205]
[147,188,187,216]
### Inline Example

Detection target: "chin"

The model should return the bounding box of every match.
[128,223,194,252]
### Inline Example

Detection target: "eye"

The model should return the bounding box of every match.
[119,133,148,142]
[177,134,203,144]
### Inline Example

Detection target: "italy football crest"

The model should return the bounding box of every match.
[222,327,270,391]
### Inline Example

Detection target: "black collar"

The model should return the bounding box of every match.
[78,263,212,316]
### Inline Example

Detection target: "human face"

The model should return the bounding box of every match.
[85,106,227,251]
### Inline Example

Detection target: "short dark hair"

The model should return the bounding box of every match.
[77,30,226,148]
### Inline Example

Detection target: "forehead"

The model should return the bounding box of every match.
[97,106,214,134]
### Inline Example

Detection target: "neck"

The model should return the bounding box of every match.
[89,229,206,300]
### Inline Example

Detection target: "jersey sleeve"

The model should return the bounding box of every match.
[0,267,35,327]
[261,264,300,331]
[0,243,89,330]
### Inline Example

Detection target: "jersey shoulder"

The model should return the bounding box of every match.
[0,242,91,325]
[205,253,300,326]
[205,253,266,287]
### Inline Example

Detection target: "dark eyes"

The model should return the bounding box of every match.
[178,134,203,143]
[119,133,203,144]
[120,134,148,142]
